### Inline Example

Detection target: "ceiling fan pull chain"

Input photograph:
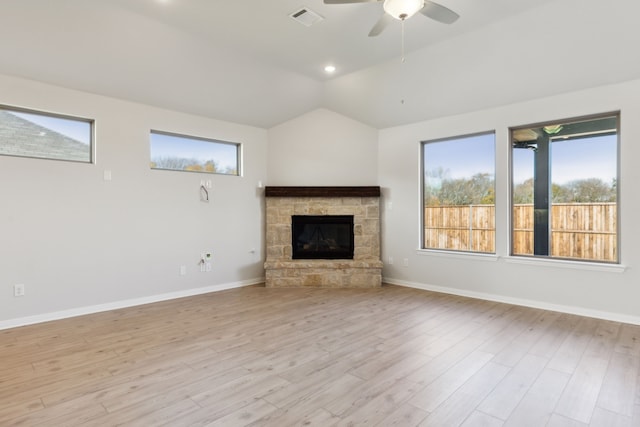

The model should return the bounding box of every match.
[401,19,406,63]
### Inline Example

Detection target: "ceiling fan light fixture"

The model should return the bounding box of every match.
[543,124,564,135]
[383,0,424,20]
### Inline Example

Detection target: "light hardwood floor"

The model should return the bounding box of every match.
[1,284,639,426]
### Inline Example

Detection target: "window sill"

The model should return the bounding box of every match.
[503,256,626,273]
[416,249,499,262]
[415,250,626,273]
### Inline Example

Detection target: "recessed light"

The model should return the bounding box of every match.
[324,65,336,73]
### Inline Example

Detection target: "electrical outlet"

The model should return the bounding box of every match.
[388,256,394,265]
[180,265,187,276]
[205,262,212,272]
[14,284,25,297]
[200,262,206,272]
[403,258,409,267]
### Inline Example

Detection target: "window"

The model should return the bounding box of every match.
[0,105,93,163]
[511,113,618,263]
[422,132,496,253]
[150,130,240,175]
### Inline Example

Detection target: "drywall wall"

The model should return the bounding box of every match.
[379,78,640,322]
[0,74,268,326]
[0,0,324,129]
[324,0,640,128]
[267,108,378,186]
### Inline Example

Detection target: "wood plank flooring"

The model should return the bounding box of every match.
[1,284,640,426]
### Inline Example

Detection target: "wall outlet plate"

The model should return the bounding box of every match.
[14,284,25,297]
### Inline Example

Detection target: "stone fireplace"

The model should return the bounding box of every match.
[264,186,383,288]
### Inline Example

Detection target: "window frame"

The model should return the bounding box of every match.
[420,130,497,255]
[509,111,620,264]
[0,104,94,164]
[149,129,241,176]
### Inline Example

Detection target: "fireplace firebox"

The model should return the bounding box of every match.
[292,215,354,260]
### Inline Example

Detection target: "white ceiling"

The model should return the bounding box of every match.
[1,0,639,128]
[106,0,555,81]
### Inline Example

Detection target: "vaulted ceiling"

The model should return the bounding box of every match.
[1,0,639,128]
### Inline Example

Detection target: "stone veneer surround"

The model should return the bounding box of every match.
[264,187,383,288]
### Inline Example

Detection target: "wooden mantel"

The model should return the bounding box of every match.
[264,186,380,198]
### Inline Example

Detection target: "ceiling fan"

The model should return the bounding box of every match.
[324,0,459,36]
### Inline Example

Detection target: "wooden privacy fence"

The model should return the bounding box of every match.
[424,203,617,262]
[424,205,496,253]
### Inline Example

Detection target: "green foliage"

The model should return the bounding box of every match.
[512,178,533,204]
[151,156,237,175]
[428,174,616,206]
[511,177,616,204]
[425,170,495,206]
[553,178,616,203]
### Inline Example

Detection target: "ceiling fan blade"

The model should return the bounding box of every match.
[324,0,381,4]
[420,1,460,24]
[368,13,394,37]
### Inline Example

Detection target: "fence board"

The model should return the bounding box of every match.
[424,203,617,262]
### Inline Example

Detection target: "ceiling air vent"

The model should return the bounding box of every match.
[289,7,324,27]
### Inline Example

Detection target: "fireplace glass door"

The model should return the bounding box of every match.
[291,215,354,259]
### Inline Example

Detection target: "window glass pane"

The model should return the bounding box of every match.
[511,114,618,263]
[150,131,239,175]
[422,132,496,253]
[0,106,92,163]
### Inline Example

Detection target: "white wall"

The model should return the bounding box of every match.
[379,78,640,323]
[0,0,324,129]
[4,73,640,328]
[267,108,378,186]
[0,74,268,327]
[324,0,640,128]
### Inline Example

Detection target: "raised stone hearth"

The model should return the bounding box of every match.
[264,186,383,288]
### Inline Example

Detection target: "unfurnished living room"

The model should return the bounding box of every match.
[1,0,640,426]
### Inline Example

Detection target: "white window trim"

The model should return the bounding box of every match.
[421,130,497,254]
[149,129,241,176]
[503,255,626,273]
[416,248,499,262]
[416,249,626,272]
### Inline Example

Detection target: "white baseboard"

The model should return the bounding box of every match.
[0,278,264,331]
[6,277,638,330]
[384,277,640,326]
